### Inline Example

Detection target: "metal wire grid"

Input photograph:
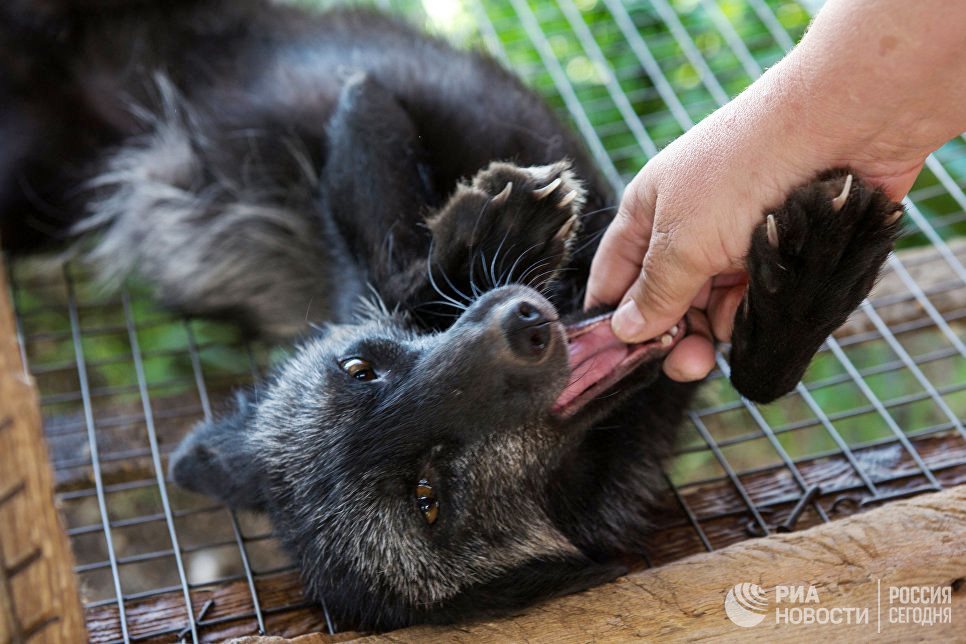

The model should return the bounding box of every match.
[7,262,318,642]
[4,0,965,641]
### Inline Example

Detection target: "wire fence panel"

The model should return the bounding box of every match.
[5,0,965,641]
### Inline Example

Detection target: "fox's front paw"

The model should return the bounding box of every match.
[729,169,903,402]
[428,161,584,295]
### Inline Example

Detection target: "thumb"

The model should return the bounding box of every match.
[611,238,708,344]
[584,172,656,310]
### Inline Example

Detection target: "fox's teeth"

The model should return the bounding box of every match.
[669,324,680,337]
[660,333,673,347]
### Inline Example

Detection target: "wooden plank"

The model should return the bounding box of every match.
[84,571,348,643]
[233,485,965,643]
[647,431,966,563]
[0,259,87,643]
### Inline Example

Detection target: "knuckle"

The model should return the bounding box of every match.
[637,261,679,313]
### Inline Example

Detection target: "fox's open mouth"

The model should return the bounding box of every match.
[553,312,685,417]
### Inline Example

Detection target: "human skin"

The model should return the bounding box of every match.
[585,0,966,382]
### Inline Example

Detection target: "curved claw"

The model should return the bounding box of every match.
[557,189,578,209]
[491,181,513,206]
[831,174,853,212]
[533,177,562,200]
[766,213,779,249]
[885,208,904,225]
[554,214,578,242]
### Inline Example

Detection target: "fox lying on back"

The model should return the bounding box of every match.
[0,0,902,630]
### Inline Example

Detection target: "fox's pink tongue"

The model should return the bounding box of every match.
[555,321,629,408]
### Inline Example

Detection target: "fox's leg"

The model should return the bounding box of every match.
[320,72,435,289]
[323,75,588,329]
[728,169,903,403]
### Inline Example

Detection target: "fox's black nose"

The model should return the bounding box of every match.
[502,301,551,360]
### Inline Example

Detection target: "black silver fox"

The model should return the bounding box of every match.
[0,0,903,630]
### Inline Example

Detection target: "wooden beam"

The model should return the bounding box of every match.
[233,485,965,643]
[84,572,340,644]
[0,260,87,643]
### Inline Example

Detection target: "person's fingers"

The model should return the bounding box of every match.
[691,280,713,310]
[710,272,748,289]
[663,308,715,381]
[611,232,708,343]
[663,336,716,381]
[584,174,656,309]
[708,283,747,342]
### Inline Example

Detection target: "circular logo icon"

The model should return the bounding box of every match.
[725,582,768,627]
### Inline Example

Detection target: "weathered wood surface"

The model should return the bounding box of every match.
[85,571,347,644]
[237,485,966,643]
[0,261,87,643]
[649,431,966,563]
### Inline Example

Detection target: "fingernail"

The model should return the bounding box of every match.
[613,299,646,342]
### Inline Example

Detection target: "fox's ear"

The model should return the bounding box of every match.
[169,392,266,510]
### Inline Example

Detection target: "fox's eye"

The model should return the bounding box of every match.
[416,478,439,525]
[340,357,377,381]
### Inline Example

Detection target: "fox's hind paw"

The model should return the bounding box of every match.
[728,169,903,403]
[427,161,585,293]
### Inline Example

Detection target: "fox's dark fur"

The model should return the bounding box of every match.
[1,0,902,631]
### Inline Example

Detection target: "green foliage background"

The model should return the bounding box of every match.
[307,0,966,245]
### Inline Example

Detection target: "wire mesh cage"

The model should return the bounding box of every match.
[4,0,965,641]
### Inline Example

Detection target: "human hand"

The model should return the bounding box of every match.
[585,86,831,382]
[582,10,953,382]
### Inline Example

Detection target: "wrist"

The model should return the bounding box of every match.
[777,0,966,196]
[742,49,923,200]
